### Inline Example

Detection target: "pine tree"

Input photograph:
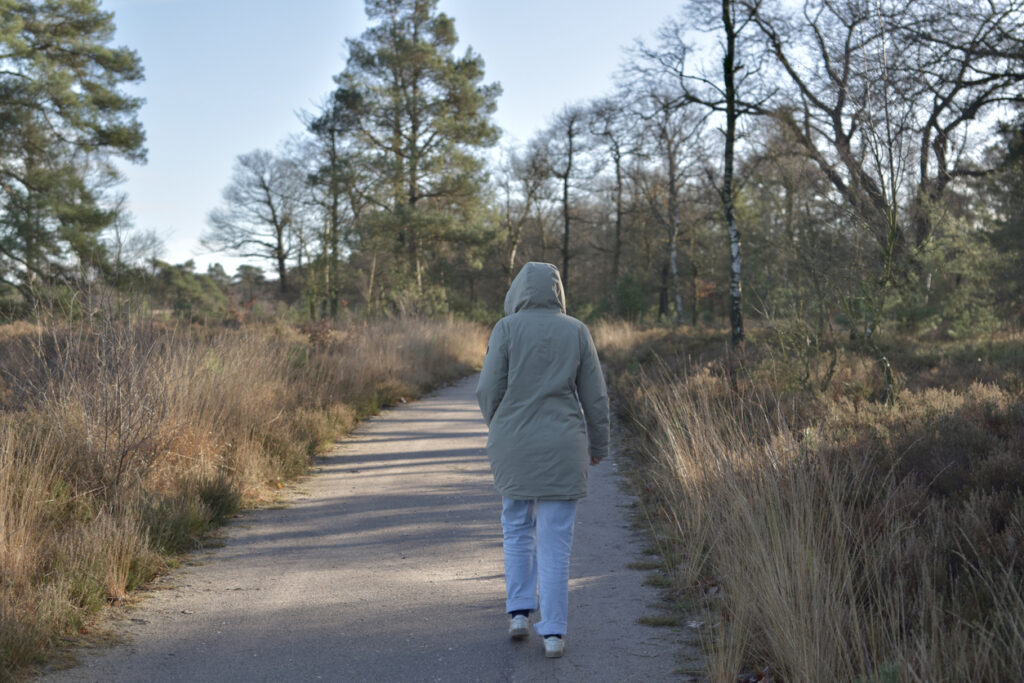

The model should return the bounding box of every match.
[327,0,500,298]
[0,0,145,297]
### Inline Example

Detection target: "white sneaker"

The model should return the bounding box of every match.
[509,614,529,640]
[543,636,565,658]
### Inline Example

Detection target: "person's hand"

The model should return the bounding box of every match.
[590,457,600,466]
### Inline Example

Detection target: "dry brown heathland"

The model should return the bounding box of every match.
[595,321,1024,682]
[0,312,486,678]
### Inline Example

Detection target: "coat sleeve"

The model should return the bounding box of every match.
[476,320,508,426]
[576,324,610,462]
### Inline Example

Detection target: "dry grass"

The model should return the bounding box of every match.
[596,321,1024,682]
[0,311,486,679]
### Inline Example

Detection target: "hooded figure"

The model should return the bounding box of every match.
[476,261,610,499]
[476,262,610,656]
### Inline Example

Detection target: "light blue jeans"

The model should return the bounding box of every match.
[501,497,579,637]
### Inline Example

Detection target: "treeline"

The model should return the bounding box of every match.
[2,0,1023,340]
[196,0,1024,342]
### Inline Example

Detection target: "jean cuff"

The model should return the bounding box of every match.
[533,618,567,637]
[505,598,538,613]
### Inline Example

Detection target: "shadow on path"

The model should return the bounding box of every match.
[39,375,698,682]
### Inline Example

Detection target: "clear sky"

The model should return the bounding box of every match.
[102,0,684,271]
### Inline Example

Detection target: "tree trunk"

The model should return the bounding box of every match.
[504,184,522,288]
[658,262,669,320]
[276,255,288,293]
[415,246,424,294]
[561,172,571,297]
[275,230,288,295]
[612,151,624,284]
[723,0,744,345]
[539,213,550,264]
[670,225,684,326]
[507,238,519,288]
[366,250,377,313]
[690,220,698,326]
[668,152,684,326]
[328,167,342,317]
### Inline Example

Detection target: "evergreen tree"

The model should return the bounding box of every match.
[328,0,501,299]
[0,0,145,298]
[303,97,372,316]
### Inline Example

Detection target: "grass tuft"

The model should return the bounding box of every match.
[627,560,663,571]
[638,613,681,628]
[597,321,1024,681]
[0,312,486,678]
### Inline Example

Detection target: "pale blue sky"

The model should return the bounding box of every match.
[103,0,684,270]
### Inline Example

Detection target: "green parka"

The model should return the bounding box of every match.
[476,262,610,500]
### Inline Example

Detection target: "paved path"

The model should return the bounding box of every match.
[40,375,695,682]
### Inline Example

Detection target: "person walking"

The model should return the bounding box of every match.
[475,262,610,659]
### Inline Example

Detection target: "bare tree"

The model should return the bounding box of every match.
[542,105,589,298]
[745,2,913,253]
[496,141,550,286]
[587,97,635,289]
[632,2,767,341]
[741,0,1024,399]
[746,0,1024,253]
[105,210,166,284]
[897,0,1024,245]
[625,42,708,326]
[203,149,306,294]
[741,0,918,399]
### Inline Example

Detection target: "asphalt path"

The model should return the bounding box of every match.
[40,374,697,682]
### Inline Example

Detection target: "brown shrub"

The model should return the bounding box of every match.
[0,314,486,677]
[601,323,1024,681]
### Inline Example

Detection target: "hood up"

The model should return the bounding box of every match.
[504,262,566,315]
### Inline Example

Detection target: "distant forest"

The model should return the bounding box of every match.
[3,0,1023,344]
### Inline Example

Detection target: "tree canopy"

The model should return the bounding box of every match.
[326,0,501,299]
[0,0,145,298]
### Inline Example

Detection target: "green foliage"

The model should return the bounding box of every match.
[986,116,1024,327]
[141,490,217,555]
[0,0,145,294]
[312,0,502,305]
[147,260,229,321]
[899,220,1003,338]
[387,283,451,317]
[233,264,266,301]
[613,274,647,322]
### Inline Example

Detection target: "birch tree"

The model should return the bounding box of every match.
[633,2,766,341]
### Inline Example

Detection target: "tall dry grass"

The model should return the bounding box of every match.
[597,322,1024,681]
[0,312,486,679]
